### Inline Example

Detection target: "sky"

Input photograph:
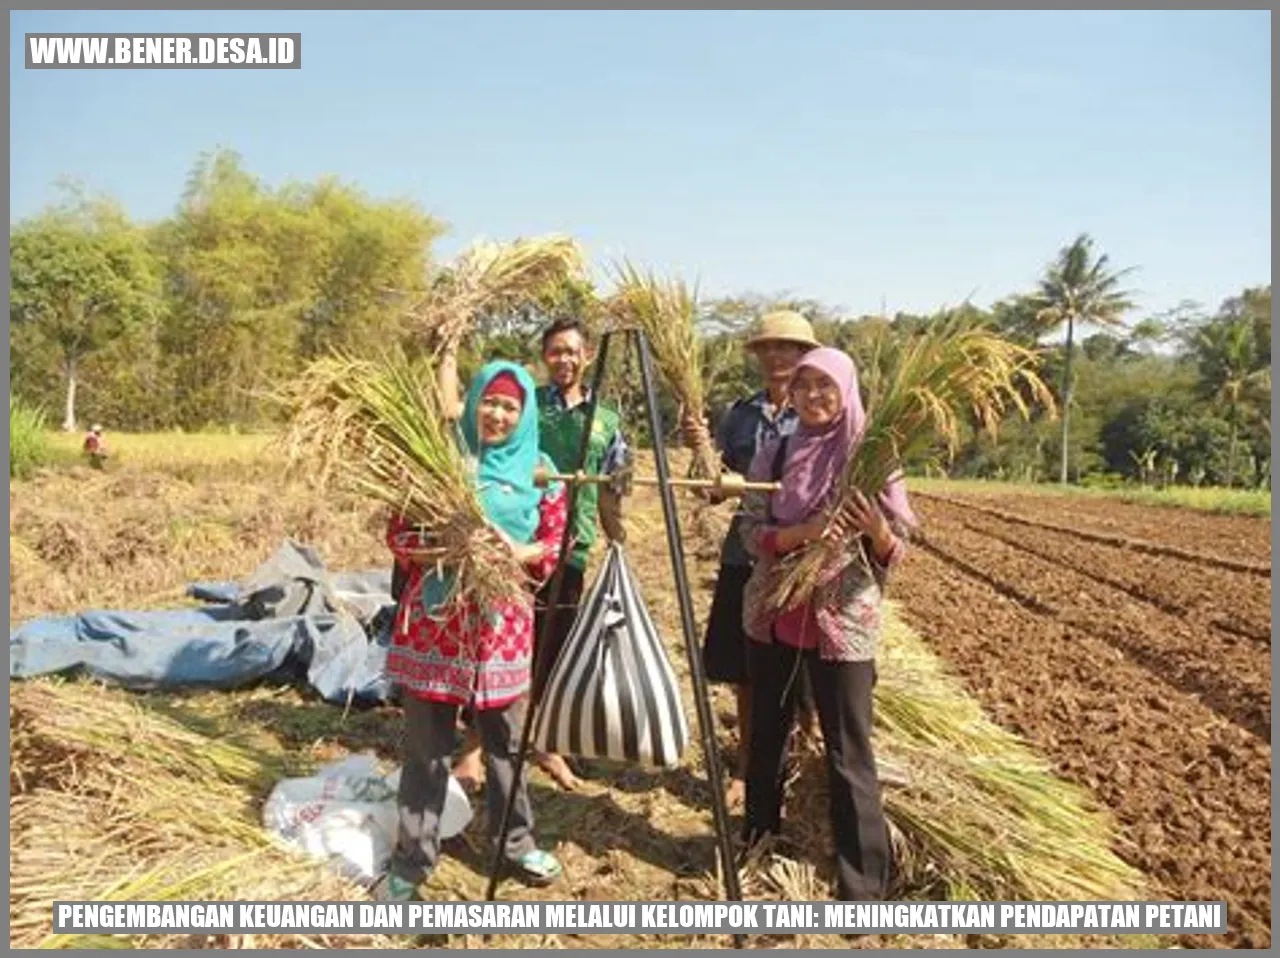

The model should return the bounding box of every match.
[9,10,1272,321]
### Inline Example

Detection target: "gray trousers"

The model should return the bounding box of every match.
[389,695,536,884]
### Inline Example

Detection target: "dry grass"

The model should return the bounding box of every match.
[9,442,1162,950]
[411,235,587,353]
[9,464,384,626]
[276,348,529,611]
[604,261,721,480]
[872,608,1147,903]
[10,678,405,950]
[42,430,277,480]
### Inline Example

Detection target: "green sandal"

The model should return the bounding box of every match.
[507,848,562,887]
[374,873,420,902]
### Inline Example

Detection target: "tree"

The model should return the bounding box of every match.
[157,149,309,426]
[1123,316,1170,355]
[1082,331,1127,364]
[1190,310,1269,486]
[9,189,160,431]
[158,149,441,427]
[297,176,442,360]
[1032,234,1136,483]
[989,294,1046,345]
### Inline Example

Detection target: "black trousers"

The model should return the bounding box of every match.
[703,563,817,713]
[531,563,585,701]
[744,640,893,901]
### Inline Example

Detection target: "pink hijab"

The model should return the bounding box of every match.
[754,347,917,531]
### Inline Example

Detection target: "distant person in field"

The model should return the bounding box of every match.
[83,424,109,469]
[378,361,567,902]
[681,310,822,809]
[449,316,629,794]
[738,346,916,902]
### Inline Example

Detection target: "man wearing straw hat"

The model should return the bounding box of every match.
[683,309,821,807]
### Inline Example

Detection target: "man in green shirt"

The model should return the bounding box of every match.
[529,316,628,789]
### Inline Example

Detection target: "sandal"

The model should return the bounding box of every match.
[373,873,420,902]
[507,848,562,887]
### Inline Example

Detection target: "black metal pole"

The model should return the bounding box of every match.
[633,328,746,948]
[483,330,613,903]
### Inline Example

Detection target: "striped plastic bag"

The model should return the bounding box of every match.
[532,543,690,769]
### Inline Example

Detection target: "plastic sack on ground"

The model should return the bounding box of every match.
[262,754,472,884]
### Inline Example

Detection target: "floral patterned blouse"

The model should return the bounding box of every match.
[385,482,568,710]
[738,438,907,664]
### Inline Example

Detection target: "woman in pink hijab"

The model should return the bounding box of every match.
[738,346,916,902]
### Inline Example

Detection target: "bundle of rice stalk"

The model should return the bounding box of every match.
[20,841,384,950]
[10,684,270,807]
[11,682,397,950]
[412,234,587,353]
[276,347,527,610]
[872,606,1146,903]
[768,312,1055,611]
[604,261,721,480]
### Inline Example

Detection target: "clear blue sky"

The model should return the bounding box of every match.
[10,10,1271,320]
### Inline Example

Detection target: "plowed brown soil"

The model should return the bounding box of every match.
[945,490,1272,566]
[936,503,1272,644]
[897,492,1272,949]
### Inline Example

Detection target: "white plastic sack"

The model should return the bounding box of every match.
[262,754,472,884]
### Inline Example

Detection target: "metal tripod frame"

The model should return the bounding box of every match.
[482,324,746,948]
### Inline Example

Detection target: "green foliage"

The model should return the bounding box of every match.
[916,475,1270,518]
[11,149,442,432]
[6,163,1269,496]
[157,150,442,428]
[1101,395,1234,486]
[9,186,161,431]
[1031,234,1137,339]
[1116,484,1271,517]
[10,394,50,479]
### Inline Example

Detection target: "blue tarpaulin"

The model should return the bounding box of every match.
[9,541,399,706]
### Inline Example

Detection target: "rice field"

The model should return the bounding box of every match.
[914,476,1271,518]
[9,433,1269,948]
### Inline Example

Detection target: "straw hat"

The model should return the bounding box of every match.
[745,310,820,350]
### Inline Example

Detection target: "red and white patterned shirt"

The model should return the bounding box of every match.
[385,483,568,710]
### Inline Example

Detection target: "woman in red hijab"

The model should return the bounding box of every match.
[738,346,916,902]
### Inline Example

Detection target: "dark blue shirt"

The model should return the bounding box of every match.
[715,390,799,567]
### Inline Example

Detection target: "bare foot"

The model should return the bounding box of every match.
[535,751,581,791]
[453,749,484,794]
[794,712,823,754]
[724,777,746,810]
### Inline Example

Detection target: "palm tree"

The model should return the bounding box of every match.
[1033,234,1136,483]
[1193,316,1270,487]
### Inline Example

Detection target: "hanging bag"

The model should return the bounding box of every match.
[532,543,690,769]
